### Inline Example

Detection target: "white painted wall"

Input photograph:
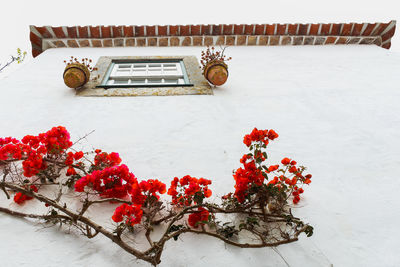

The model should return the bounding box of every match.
[0,45,399,266]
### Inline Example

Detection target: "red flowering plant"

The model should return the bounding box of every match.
[0,126,313,266]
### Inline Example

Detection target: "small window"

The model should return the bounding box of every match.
[99,59,192,88]
[80,56,212,97]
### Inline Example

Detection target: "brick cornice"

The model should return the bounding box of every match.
[29,21,396,57]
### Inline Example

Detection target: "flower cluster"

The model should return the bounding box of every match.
[243,128,279,147]
[130,179,167,206]
[112,203,143,226]
[267,158,312,204]
[233,128,312,205]
[188,207,210,228]
[13,185,38,205]
[65,151,84,176]
[167,175,212,206]
[93,149,122,170]
[64,56,97,72]
[75,164,136,199]
[200,46,232,71]
[0,126,72,178]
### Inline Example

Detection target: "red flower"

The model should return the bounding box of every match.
[281,158,291,165]
[112,203,143,226]
[13,185,38,205]
[268,165,279,172]
[188,207,209,228]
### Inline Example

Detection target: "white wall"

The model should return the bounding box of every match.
[0,45,399,266]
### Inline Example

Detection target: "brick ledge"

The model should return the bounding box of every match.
[30,21,396,57]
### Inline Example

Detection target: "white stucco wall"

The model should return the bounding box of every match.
[0,45,399,266]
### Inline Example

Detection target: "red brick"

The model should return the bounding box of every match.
[382,42,391,49]
[287,24,298,35]
[330,24,342,35]
[304,37,314,45]
[157,25,167,36]
[67,27,77,38]
[381,25,396,42]
[216,36,225,45]
[180,25,190,35]
[123,26,134,37]
[91,40,102,47]
[258,36,268,45]
[136,38,146,46]
[32,48,42,58]
[147,37,157,46]
[237,36,246,45]
[359,37,375,44]
[204,36,213,46]
[298,24,309,35]
[293,36,303,45]
[201,25,211,35]
[336,37,348,44]
[234,24,244,35]
[281,36,291,45]
[30,32,42,47]
[244,25,254,35]
[169,25,179,36]
[325,36,337,44]
[182,36,191,46]
[223,24,233,35]
[315,37,326,45]
[276,24,286,35]
[351,23,363,35]
[247,36,257,45]
[309,24,319,35]
[372,22,390,35]
[52,27,66,38]
[159,38,168,46]
[255,24,265,35]
[78,39,90,47]
[341,24,352,35]
[146,26,156,36]
[36,26,52,38]
[67,40,79,47]
[78,26,88,38]
[193,36,203,45]
[265,24,275,35]
[320,24,331,35]
[126,39,135,46]
[347,37,361,44]
[362,23,376,36]
[135,26,145,36]
[226,36,235,45]
[170,37,180,46]
[112,26,123,37]
[191,25,201,35]
[103,39,113,47]
[53,40,66,47]
[89,26,100,38]
[212,24,222,35]
[101,26,111,38]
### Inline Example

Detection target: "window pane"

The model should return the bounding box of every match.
[148,64,162,68]
[164,79,179,84]
[163,63,177,68]
[148,79,162,84]
[118,64,131,69]
[133,64,146,68]
[130,79,146,84]
[114,79,129,84]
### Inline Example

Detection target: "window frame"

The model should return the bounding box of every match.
[98,59,194,88]
[79,56,212,97]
